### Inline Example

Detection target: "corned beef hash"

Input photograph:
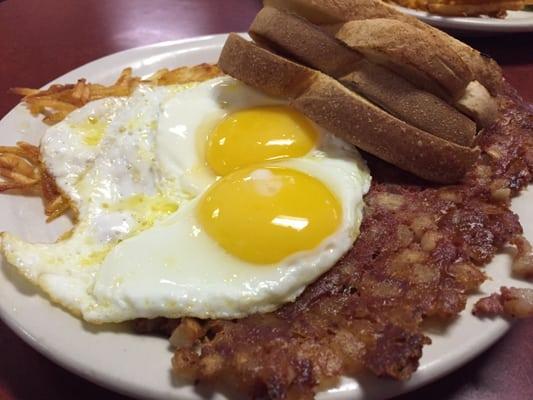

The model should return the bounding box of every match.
[0,0,532,399]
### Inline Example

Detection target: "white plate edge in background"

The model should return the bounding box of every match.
[394,7,533,32]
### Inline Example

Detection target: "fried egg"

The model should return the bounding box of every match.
[1,76,371,323]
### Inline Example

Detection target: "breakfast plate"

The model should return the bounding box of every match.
[0,33,531,400]
[394,7,533,32]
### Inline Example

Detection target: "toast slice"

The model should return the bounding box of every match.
[218,34,479,183]
[264,0,502,96]
[249,6,476,147]
[334,18,471,100]
[263,0,499,127]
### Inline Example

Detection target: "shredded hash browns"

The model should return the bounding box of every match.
[138,84,533,399]
[0,141,67,222]
[11,63,221,126]
[3,64,221,220]
[0,142,40,191]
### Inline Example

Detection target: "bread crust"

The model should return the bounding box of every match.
[264,0,502,96]
[250,7,476,146]
[218,34,479,183]
[335,19,470,99]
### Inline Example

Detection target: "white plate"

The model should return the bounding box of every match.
[0,33,532,400]
[395,6,533,32]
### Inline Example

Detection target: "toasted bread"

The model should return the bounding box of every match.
[264,0,502,95]
[455,81,499,128]
[250,6,476,146]
[218,34,479,183]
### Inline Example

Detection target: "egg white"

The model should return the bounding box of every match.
[89,156,369,322]
[155,76,285,197]
[1,76,371,323]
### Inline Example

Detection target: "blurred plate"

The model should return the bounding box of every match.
[395,6,533,32]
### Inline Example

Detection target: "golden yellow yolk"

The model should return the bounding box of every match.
[197,166,342,264]
[205,105,318,176]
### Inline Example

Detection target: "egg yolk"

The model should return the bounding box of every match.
[205,106,318,176]
[197,166,341,264]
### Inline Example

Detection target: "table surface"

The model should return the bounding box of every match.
[0,1,532,399]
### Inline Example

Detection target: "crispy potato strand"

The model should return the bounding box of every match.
[0,142,68,220]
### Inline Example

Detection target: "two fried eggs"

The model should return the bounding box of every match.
[1,76,370,323]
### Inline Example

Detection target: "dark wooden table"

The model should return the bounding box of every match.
[0,1,532,399]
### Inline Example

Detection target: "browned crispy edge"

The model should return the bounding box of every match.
[335,18,471,99]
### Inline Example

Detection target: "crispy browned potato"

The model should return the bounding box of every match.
[11,72,140,125]
[144,63,222,86]
[0,142,40,191]
[0,142,70,221]
[12,63,221,126]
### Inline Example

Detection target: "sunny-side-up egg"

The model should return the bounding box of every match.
[1,75,371,323]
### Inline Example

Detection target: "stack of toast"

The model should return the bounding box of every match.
[218,0,502,183]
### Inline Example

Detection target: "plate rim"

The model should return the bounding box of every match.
[394,6,533,32]
[0,32,528,400]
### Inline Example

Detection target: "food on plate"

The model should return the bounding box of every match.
[0,142,40,190]
[250,7,477,143]
[219,33,478,183]
[262,1,500,127]
[0,141,70,221]
[2,72,371,323]
[11,64,222,126]
[0,0,532,398]
[265,0,503,95]
[387,0,531,18]
[166,1,529,397]
[474,287,533,317]
[336,20,472,99]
